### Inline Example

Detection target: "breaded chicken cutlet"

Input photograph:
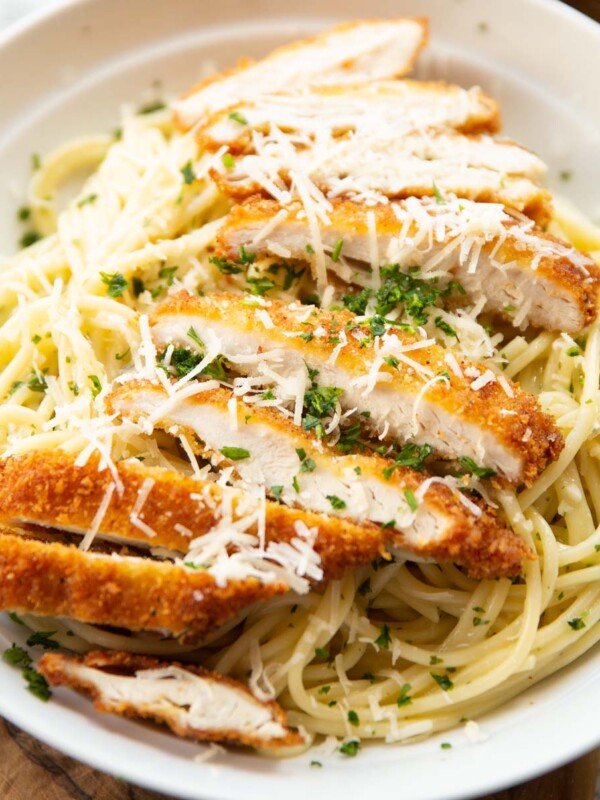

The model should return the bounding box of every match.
[216,197,600,334]
[39,651,305,750]
[174,18,428,128]
[148,292,563,486]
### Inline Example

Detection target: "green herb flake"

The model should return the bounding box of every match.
[3,644,32,667]
[26,631,59,651]
[68,381,80,396]
[315,647,329,659]
[158,265,178,285]
[429,655,443,665]
[347,710,360,727]
[305,243,315,254]
[396,683,412,707]
[559,170,572,182]
[228,111,248,125]
[340,740,361,757]
[89,375,102,397]
[31,334,42,344]
[568,617,586,631]
[23,667,52,701]
[566,346,580,357]
[331,238,344,262]
[100,271,129,298]
[310,761,322,768]
[318,685,331,695]
[138,100,166,115]
[77,193,98,208]
[473,617,489,627]
[431,673,454,691]
[458,457,497,480]
[27,371,47,394]
[115,347,131,361]
[404,487,418,512]
[180,160,196,184]
[441,742,452,750]
[292,475,301,494]
[219,447,250,461]
[374,624,391,650]
[247,276,276,296]
[432,181,446,204]
[327,495,346,510]
[435,316,457,338]
[17,206,31,221]
[271,485,284,501]
[31,153,41,171]
[358,578,371,597]
[222,153,236,169]
[132,277,145,297]
[8,612,23,625]
[300,457,316,473]
[19,230,42,249]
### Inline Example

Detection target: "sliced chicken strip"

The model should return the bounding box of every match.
[217,197,599,334]
[39,651,305,750]
[149,292,563,486]
[0,451,389,580]
[174,18,428,129]
[107,380,531,579]
[0,529,286,640]
[199,80,500,152]
[211,129,549,224]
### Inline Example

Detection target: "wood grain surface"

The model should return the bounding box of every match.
[0,716,597,800]
[1,1,600,799]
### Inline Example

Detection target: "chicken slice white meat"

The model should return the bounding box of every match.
[107,380,532,578]
[148,292,564,487]
[198,80,500,151]
[216,196,600,334]
[39,651,306,750]
[174,18,428,129]
[0,451,389,581]
[210,129,549,224]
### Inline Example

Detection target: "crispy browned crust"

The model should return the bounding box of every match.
[210,169,550,228]
[0,529,286,639]
[175,18,429,129]
[150,291,564,487]
[217,197,599,331]
[197,80,501,154]
[39,651,304,749]
[0,452,389,580]
[108,380,532,579]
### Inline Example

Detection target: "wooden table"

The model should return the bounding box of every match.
[1,0,599,798]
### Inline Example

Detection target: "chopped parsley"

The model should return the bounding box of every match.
[19,230,42,249]
[568,617,586,631]
[458,457,497,480]
[473,617,489,627]
[382,442,433,480]
[77,193,98,208]
[347,710,360,727]
[292,475,300,493]
[89,375,102,397]
[115,347,130,361]
[271,485,284,501]
[342,288,371,315]
[404,488,418,512]
[17,206,31,221]
[305,243,315,254]
[435,316,457,338]
[247,276,276,296]
[3,644,51,701]
[228,111,248,125]
[315,647,329,659]
[31,334,42,344]
[26,631,59,651]
[310,761,322,768]
[331,237,344,262]
[431,673,454,691]
[396,683,412,707]
[27,371,47,393]
[132,277,145,297]
[318,685,331,695]
[374,624,391,650]
[432,181,446,204]
[138,100,166,114]
[210,255,243,274]
[429,655,443,665]
[441,742,452,750]
[8,612,23,625]
[100,271,128,297]
[302,376,343,439]
[187,326,204,348]
[222,153,235,169]
[339,740,361,757]
[219,447,250,461]
[180,161,196,184]
[327,495,346,510]
[158,265,178,285]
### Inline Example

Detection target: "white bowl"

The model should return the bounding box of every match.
[0,2,599,798]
